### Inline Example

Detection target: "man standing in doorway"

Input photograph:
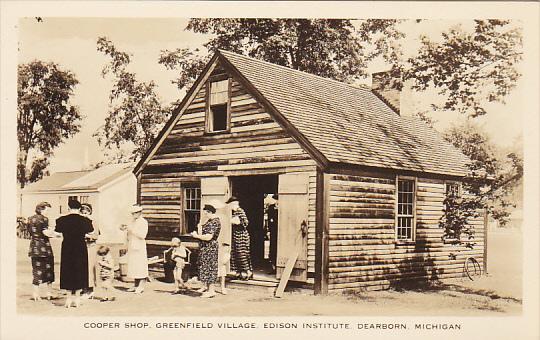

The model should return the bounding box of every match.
[226,196,253,280]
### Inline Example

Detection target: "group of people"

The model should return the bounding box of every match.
[25,195,254,304]
[26,199,148,307]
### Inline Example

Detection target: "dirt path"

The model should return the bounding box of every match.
[16,229,522,316]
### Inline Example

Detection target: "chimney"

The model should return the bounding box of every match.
[372,70,403,115]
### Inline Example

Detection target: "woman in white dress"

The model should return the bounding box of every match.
[121,205,148,294]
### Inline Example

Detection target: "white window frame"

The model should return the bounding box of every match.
[182,185,201,233]
[206,78,231,133]
[395,176,417,243]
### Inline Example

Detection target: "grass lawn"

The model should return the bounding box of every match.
[16,228,522,316]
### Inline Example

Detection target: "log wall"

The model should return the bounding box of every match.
[139,62,318,272]
[326,173,485,291]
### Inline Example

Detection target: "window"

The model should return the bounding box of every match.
[79,195,89,204]
[207,79,230,132]
[68,196,78,205]
[68,195,89,205]
[183,185,201,233]
[445,182,460,198]
[396,179,416,241]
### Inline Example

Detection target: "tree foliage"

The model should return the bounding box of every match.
[96,37,169,160]
[159,19,402,90]
[17,61,81,188]
[440,123,523,247]
[404,20,522,118]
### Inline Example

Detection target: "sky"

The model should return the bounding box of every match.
[18,17,524,173]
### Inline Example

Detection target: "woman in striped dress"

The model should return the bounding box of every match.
[226,197,253,280]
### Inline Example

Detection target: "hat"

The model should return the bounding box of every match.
[202,204,216,213]
[36,201,51,210]
[225,196,239,204]
[68,199,81,210]
[80,203,93,214]
[130,205,143,213]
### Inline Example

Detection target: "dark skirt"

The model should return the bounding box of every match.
[230,228,252,273]
[60,239,89,290]
[198,241,218,284]
[31,256,55,285]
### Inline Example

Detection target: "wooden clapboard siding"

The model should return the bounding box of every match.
[326,173,485,291]
[140,63,317,250]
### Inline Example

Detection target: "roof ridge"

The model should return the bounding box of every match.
[218,49,371,93]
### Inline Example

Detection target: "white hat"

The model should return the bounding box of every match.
[130,205,143,213]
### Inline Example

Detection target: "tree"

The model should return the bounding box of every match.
[159,19,402,91]
[404,20,522,118]
[439,123,523,246]
[17,61,81,188]
[96,37,169,160]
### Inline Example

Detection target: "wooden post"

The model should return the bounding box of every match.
[483,207,488,274]
[136,173,142,205]
[314,170,329,295]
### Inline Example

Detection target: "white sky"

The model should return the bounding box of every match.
[18,18,524,173]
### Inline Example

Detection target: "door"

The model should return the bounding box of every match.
[200,177,231,274]
[276,173,309,282]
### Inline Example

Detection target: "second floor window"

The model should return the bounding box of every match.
[207,79,230,132]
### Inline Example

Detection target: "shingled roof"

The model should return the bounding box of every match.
[218,50,470,177]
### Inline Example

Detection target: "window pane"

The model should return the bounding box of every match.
[211,104,228,131]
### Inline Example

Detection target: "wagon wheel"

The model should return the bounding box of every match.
[464,257,482,280]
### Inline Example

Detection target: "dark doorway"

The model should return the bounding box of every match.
[230,175,278,271]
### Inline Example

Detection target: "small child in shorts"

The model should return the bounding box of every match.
[170,237,191,293]
[96,245,116,302]
[219,243,231,295]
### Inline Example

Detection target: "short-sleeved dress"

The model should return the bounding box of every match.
[55,213,93,290]
[27,214,55,285]
[197,217,221,284]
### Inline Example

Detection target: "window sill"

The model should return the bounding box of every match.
[204,129,231,136]
[395,240,416,246]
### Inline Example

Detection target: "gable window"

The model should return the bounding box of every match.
[183,185,201,234]
[207,78,230,133]
[396,178,416,242]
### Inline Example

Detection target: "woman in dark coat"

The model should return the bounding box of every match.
[191,204,221,298]
[55,199,93,308]
[27,202,58,301]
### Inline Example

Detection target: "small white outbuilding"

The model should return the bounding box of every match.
[20,163,136,244]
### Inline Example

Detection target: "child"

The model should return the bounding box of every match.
[170,237,191,293]
[219,243,231,295]
[96,245,116,302]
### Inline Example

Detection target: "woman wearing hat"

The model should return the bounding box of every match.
[226,196,253,280]
[80,203,98,299]
[55,199,94,307]
[27,201,58,301]
[121,204,148,294]
[191,204,221,298]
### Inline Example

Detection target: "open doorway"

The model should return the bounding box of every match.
[230,175,278,279]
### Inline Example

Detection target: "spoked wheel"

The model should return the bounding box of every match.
[464,257,482,280]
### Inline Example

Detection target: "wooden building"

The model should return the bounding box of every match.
[21,163,136,244]
[134,50,483,294]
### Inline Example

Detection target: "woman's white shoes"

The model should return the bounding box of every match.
[201,291,216,298]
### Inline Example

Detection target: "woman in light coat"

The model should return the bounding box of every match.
[121,205,148,294]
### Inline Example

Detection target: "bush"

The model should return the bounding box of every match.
[17,217,30,239]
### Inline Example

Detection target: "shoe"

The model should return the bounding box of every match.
[127,287,136,292]
[46,293,58,300]
[246,271,253,280]
[196,287,206,293]
[134,288,144,294]
[32,292,42,302]
[201,291,216,298]
[64,297,72,308]
[220,288,228,295]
